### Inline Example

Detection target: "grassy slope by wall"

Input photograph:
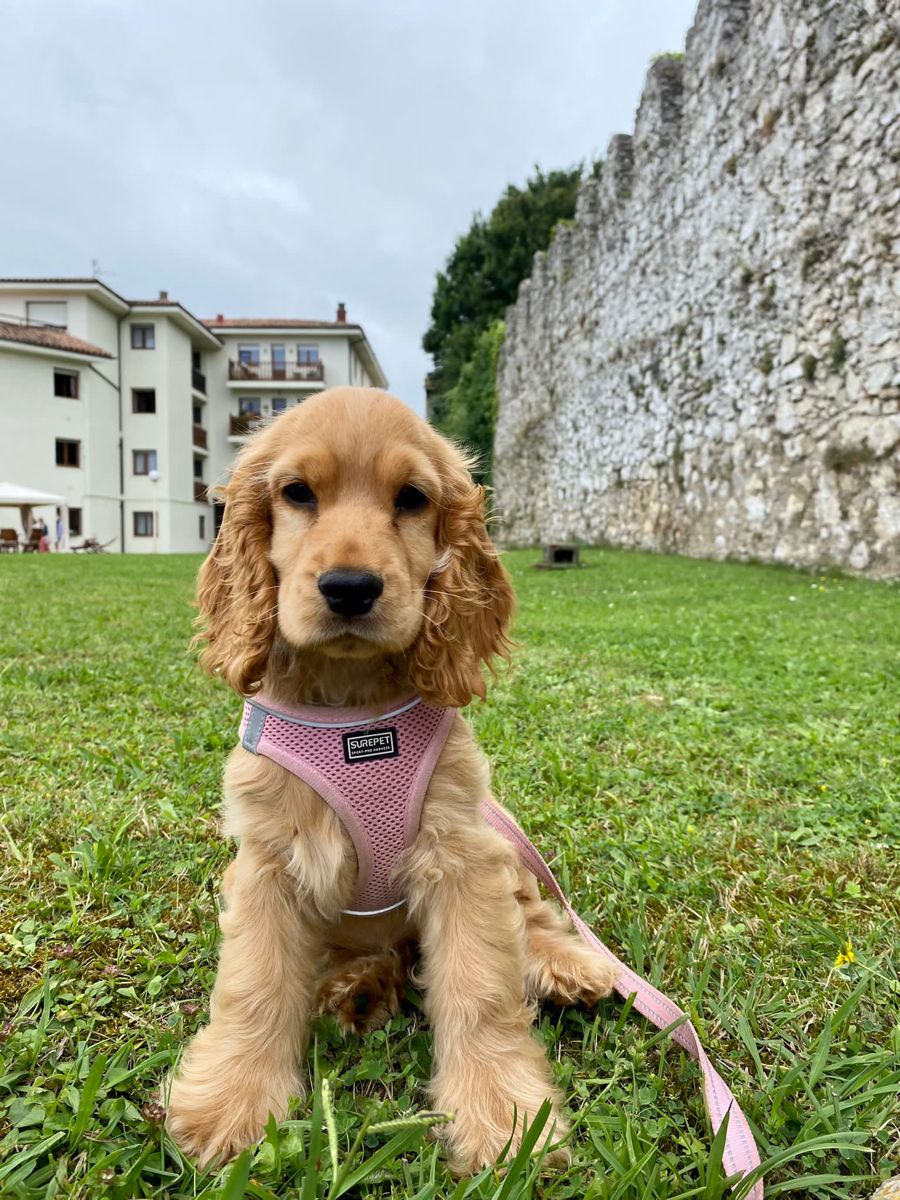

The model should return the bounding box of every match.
[0,552,897,1198]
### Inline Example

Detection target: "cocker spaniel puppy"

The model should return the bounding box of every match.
[165,387,615,1173]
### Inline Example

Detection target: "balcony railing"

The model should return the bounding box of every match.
[192,368,206,393]
[229,412,264,437]
[228,359,324,382]
[192,424,207,449]
[194,481,208,502]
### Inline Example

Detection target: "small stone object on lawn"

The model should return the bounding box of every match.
[535,543,581,569]
[872,1181,900,1200]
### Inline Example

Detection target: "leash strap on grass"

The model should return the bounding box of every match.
[482,799,764,1199]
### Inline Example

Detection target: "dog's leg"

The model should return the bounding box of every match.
[402,825,567,1175]
[314,940,414,1035]
[516,867,618,1006]
[165,839,323,1168]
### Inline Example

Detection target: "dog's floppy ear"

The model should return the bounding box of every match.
[194,443,276,696]
[409,447,515,708]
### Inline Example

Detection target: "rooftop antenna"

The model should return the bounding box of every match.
[91,258,105,280]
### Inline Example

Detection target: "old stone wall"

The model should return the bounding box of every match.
[495,0,900,578]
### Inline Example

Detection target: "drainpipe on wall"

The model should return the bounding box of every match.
[86,313,127,553]
[116,315,125,553]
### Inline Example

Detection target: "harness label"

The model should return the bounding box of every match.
[342,727,399,764]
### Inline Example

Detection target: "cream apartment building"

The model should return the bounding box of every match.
[0,279,386,552]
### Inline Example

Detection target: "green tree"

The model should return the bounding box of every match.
[423,163,597,461]
[441,320,505,480]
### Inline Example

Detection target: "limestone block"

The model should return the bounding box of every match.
[867,415,900,458]
[876,494,900,543]
[866,362,896,393]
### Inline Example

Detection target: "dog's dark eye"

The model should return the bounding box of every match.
[283,481,316,507]
[395,485,429,512]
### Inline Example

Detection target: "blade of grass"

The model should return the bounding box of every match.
[321,1076,340,1182]
[330,1127,424,1198]
[302,1077,325,1200]
[68,1051,108,1149]
[219,1149,252,1200]
[492,1100,553,1200]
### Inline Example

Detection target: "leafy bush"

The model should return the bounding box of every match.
[441,321,505,479]
[423,164,599,462]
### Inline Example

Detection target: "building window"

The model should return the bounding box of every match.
[239,397,262,416]
[55,439,80,468]
[133,449,158,475]
[69,507,82,536]
[134,511,154,537]
[272,344,286,379]
[132,388,156,413]
[297,344,319,363]
[199,514,206,540]
[238,344,260,365]
[27,300,68,328]
[272,397,287,413]
[192,403,202,425]
[131,324,155,350]
[54,369,79,398]
[193,457,203,479]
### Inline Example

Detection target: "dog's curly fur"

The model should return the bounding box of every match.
[165,387,616,1173]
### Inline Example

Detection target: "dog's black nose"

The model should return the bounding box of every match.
[318,569,384,617]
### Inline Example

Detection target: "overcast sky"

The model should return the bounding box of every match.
[0,0,697,414]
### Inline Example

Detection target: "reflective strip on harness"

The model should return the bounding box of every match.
[241,703,267,753]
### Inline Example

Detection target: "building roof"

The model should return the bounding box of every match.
[201,315,389,387]
[130,298,203,307]
[128,300,223,350]
[201,316,352,329]
[0,321,113,358]
[0,282,387,383]
[0,277,131,314]
[0,276,105,284]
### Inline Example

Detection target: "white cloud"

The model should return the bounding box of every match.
[0,0,699,414]
[190,167,312,219]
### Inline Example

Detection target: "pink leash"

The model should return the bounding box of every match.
[482,799,764,1198]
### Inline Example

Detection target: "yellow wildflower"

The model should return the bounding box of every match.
[834,939,856,968]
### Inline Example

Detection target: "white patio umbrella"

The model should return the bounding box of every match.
[0,482,69,547]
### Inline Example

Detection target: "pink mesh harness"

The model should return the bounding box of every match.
[237,694,763,1195]
[240,694,455,915]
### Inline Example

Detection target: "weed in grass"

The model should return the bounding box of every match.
[0,552,898,1197]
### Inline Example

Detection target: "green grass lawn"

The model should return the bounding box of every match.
[0,550,898,1199]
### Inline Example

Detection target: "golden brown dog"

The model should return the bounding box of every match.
[165,387,615,1173]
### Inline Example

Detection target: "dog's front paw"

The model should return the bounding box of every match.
[437,1066,569,1175]
[165,1032,300,1169]
[444,1103,569,1175]
[165,1073,285,1169]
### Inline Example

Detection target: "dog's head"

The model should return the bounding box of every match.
[196,387,514,707]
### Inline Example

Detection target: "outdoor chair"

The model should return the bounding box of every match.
[0,528,19,552]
